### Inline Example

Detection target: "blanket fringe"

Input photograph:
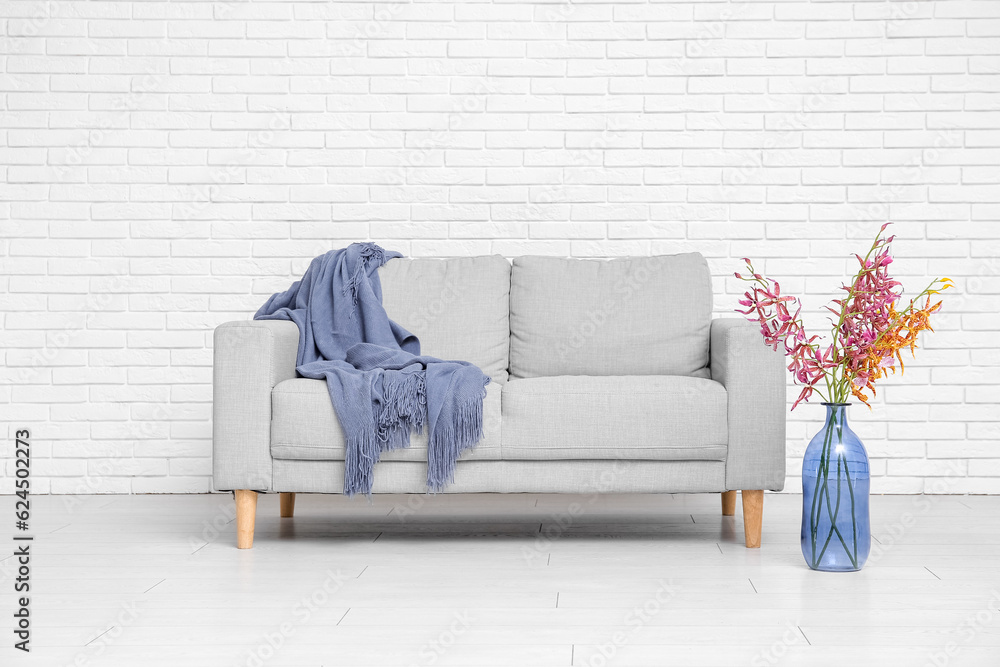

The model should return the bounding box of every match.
[343,428,379,498]
[346,374,486,497]
[343,242,387,309]
[426,386,487,492]
[376,371,427,452]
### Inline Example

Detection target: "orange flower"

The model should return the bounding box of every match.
[850,292,946,406]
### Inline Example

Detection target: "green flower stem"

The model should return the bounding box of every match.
[844,456,859,564]
[816,453,858,570]
[808,410,836,563]
[809,407,860,571]
[814,459,840,566]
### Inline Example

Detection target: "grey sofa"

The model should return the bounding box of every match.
[213,253,786,549]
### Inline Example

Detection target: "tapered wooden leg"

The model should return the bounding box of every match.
[279,492,296,518]
[235,490,257,549]
[721,491,737,516]
[742,490,763,549]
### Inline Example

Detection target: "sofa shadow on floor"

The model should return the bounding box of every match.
[247,492,747,549]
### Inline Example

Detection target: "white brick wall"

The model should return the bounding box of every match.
[1,0,998,495]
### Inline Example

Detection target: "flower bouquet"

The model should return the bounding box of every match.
[735,224,951,571]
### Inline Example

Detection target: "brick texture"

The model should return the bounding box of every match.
[1,0,997,494]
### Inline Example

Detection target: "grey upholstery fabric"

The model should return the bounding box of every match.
[272,459,726,494]
[710,318,786,491]
[379,256,511,382]
[212,320,299,492]
[271,378,503,462]
[509,254,712,378]
[502,376,728,461]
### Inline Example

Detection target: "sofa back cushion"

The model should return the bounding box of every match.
[379,255,510,381]
[509,253,712,378]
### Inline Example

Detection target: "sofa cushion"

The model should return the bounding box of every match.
[379,256,510,381]
[270,378,502,462]
[501,375,727,461]
[509,254,712,378]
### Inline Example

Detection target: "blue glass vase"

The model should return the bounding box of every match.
[801,403,871,572]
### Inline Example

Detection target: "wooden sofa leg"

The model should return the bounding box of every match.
[235,490,258,549]
[742,490,763,549]
[721,491,736,516]
[280,492,296,518]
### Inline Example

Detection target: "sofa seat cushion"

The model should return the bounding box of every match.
[270,378,503,462]
[501,375,728,461]
[379,256,511,382]
[509,254,712,378]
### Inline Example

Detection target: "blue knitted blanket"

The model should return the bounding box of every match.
[254,243,489,496]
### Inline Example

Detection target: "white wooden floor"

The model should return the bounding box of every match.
[2,492,999,666]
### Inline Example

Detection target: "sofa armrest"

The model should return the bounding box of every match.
[212,319,299,492]
[710,318,786,491]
